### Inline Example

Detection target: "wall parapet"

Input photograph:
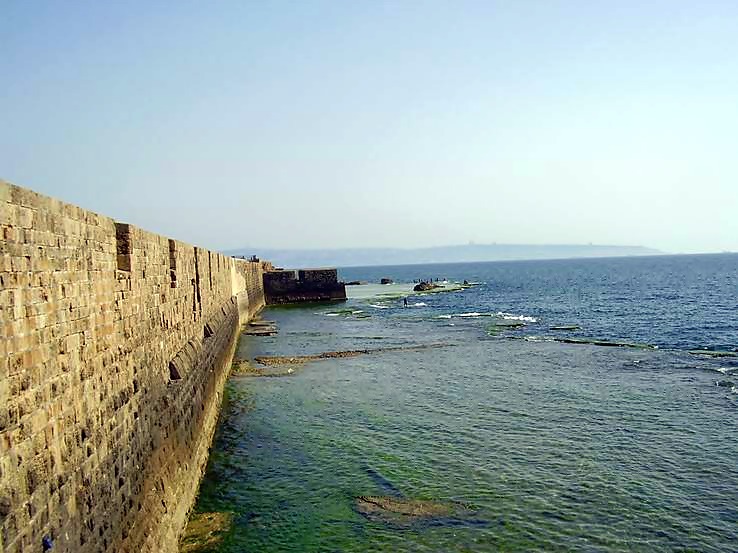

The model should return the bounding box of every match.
[0,180,268,553]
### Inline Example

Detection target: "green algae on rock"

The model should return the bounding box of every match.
[179,511,233,553]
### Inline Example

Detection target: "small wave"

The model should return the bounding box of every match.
[412,302,427,307]
[352,310,364,314]
[325,313,340,317]
[436,312,488,319]
[496,311,538,323]
[523,336,554,343]
[716,367,738,375]
[369,304,391,310]
[437,311,536,320]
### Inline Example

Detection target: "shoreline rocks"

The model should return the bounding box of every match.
[242,319,278,336]
[254,343,450,365]
[180,512,232,553]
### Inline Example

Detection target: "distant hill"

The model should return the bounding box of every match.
[225,243,662,268]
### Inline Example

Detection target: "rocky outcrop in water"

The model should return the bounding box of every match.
[180,512,232,553]
[554,337,656,349]
[242,320,278,336]
[413,281,440,292]
[688,349,738,358]
[252,343,450,368]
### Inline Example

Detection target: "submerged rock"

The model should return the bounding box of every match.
[487,321,526,335]
[354,495,475,527]
[249,320,276,327]
[688,350,738,358]
[232,359,296,377]
[253,343,450,368]
[180,511,232,553]
[242,328,277,336]
[380,278,394,284]
[242,323,277,336]
[254,350,369,366]
[555,337,656,349]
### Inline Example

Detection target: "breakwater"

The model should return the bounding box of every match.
[0,180,271,553]
[263,268,346,304]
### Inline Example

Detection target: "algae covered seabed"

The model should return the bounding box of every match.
[186,257,738,552]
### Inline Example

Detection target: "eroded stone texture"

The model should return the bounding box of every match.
[0,180,271,553]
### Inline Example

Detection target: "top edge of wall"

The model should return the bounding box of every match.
[1,178,234,257]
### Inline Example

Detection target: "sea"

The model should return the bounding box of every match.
[191,253,738,552]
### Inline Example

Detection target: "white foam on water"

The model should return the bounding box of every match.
[496,311,538,323]
[437,312,493,319]
[716,367,737,374]
[325,313,340,317]
[369,304,390,309]
[351,310,364,314]
[412,302,427,307]
[523,336,553,342]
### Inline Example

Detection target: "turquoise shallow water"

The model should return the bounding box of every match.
[193,255,738,552]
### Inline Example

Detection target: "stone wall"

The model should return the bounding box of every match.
[0,180,269,553]
[263,268,346,304]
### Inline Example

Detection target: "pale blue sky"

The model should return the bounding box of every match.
[2,1,737,252]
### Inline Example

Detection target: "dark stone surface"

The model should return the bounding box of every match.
[413,281,440,292]
[264,268,346,304]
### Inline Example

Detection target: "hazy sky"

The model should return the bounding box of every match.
[2,1,737,253]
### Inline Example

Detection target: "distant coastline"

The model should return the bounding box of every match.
[226,243,662,268]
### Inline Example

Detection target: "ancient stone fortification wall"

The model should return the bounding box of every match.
[263,268,346,304]
[0,181,269,553]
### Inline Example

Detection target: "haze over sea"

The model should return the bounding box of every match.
[192,253,738,552]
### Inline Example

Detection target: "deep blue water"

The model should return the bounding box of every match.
[191,253,738,552]
[338,253,738,352]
